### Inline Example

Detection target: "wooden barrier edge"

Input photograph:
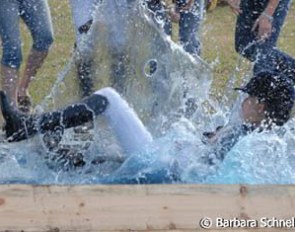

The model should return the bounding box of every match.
[0,184,294,231]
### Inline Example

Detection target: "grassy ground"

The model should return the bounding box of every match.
[1,1,295,103]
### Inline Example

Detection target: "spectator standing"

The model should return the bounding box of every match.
[170,0,204,57]
[69,0,102,97]
[0,0,54,112]
[227,0,295,82]
[146,0,172,36]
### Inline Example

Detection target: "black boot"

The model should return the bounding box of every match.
[0,91,37,142]
[0,91,109,142]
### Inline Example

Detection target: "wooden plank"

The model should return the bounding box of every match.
[0,185,294,231]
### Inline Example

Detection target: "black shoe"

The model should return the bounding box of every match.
[0,91,36,142]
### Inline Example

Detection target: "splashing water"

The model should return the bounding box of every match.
[0,0,294,184]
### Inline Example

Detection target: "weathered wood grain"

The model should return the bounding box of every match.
[0,185,294,231]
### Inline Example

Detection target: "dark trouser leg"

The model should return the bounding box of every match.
[147,1,172,36]
[76,19,94,97]
[235,0,295,82]
[0,91,108,142]
[77,60,94,97]
[235,0,265,61]
[179,12,201,56]
[253,47,295,84]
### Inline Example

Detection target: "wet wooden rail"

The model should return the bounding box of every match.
[0,184,294,231]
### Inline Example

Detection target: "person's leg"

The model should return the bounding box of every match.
[0,90,108,142]
[235,0,285,59]
[17,49,49,112]
[179,11,201,56]
[70,0,98,97]
[76,60,94,98]
[106,0,130,93]
[253,48,295,83]
[252,0,295,81]
[235,0,264,60]
[95,88,153,155]
[235,0,295,81]
[0,0,22,106]
[146,0,172,36]
[18,0,54,111]
[0,66,20,107]
[1,87,152,156]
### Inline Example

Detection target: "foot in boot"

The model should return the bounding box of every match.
[0,91,36,142]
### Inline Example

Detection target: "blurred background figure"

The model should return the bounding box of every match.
[169,0,204,57]
[69,0,102,98]
[0,0,54,113]
[145,0,172,36]
[226,0,295,83]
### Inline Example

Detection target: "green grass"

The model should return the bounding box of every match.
[1,1,295,103]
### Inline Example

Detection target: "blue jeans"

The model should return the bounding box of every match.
[0,0,54,69]
[235,0,295,82]
[179,11,201,56]
[146,0,172,36]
